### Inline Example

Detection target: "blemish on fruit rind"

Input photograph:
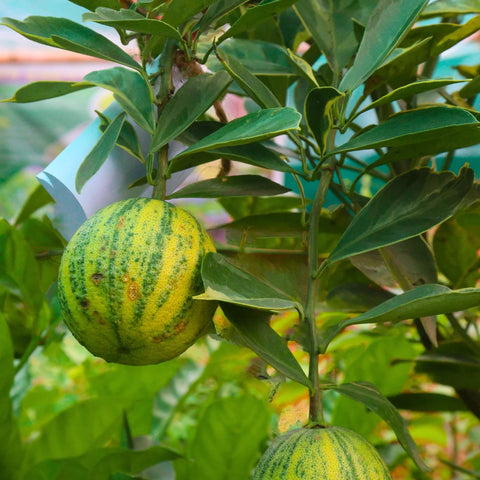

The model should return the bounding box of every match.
[128,282,140,301]
[91,273,104,285]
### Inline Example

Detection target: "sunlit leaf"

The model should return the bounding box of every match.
[1,81,93,103]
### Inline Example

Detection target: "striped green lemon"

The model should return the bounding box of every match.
[253,426,392,479]
[57,197,216,365]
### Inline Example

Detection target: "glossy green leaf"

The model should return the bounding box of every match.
[422,0,480,18]
[168,175,290,199]
[1,81,93,103]
[206,39,298,76]
[149,71,231,153]
[327,381,428,471]
[68,0,121,11]
[328,168,474,264]
[26,446,181,480]
[431,15,480,57]
[355,79,465,117]
[197,0,249,33]
[75,112,126,193]
[320,284,480,351]
[198,252,299,310]
[339,0,429,92]
[220,303,311,388]
[459,75,480,99]
[162,0,219,27]
[171,121,298,174]
[1,16,140,71]
[83,67,154,133]
[414,341,480,389]
[216,48,280,109]
[305,87,344,154]
[217,0,299,43]
[14,184,54,226]
[172,108,301,160]
[389,392,467,412]
[285,48,319,87]
[333,107,478,155]
[83,8,182,40]
[97,111,145,163]
[0,315,23,480]
[185,396,270,480]
[293,0,376,75]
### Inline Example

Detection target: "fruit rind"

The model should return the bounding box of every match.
[57,197,216,365]
[253,425,392,479]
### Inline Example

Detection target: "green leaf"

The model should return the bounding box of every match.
[97,111,145,163]
[217,0,299,43]
[459,74,480,99]
[22,398,126,468]
[339,0,429,92]
[389,392,467,412]
[197,0,249,33]
[162,0,219,27]
[170,122,298,175]
[83,67,154,133]
[327,381,429,471]
[172,107,301,160]
[305,87,344,154]
[68,0,121,11]
[220,303,311,388]
[75,112,126,193]
[332,106,479,155]
[216,48,281,109]
[219,196,306,220]
[422,0,480,19]
[83,8,182,40]
[328,167,474,264]
[26,446,181,480]
[198,252,299,310]
[0,315,23,480]
[205,39,298,76]
[414,341,480,389]
[149,71,231,153]
[185,396,270,480]
[14,184,54,226]
[285,48,319,88]
[1,81,93,103]
[320,284,480,351]
[355,78,466,117]
[0,220,44,314]
[293,0,377,75]
[1,16,140,71]
[167,175,290,199]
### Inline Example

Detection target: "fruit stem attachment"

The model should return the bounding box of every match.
[305,160,335,425]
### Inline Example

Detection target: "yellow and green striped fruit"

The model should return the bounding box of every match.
[57,198,216,365]
[253,426,392,479]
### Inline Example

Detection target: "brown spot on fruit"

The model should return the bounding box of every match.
[117,216,125,229]
[80,299,89,309]
[91,273,104,285]
[174,321,186,334]
[128,282,140,301]
[121,273,130,283]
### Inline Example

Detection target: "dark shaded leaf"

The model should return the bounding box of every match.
[150,71,231,152]
[167,175,289,199]
[389,392,467,412]
[328,168,474,264]
[220,303,311,388]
